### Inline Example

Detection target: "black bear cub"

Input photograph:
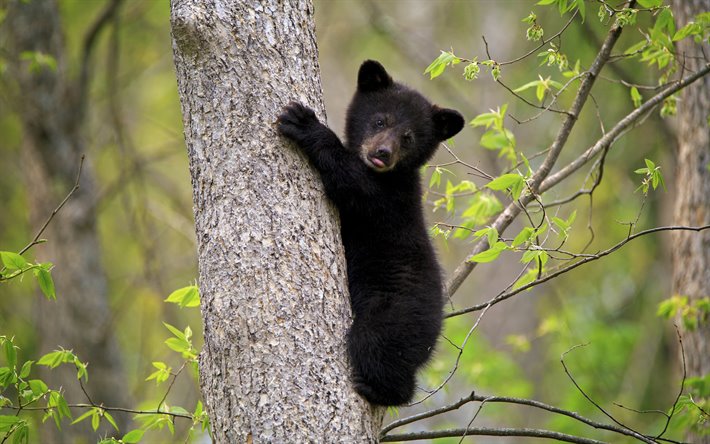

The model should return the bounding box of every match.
[277,60,464,406]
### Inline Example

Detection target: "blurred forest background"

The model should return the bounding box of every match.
[0,0,701,442]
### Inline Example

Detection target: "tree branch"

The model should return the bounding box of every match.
[447,224,710,317]
[18,155,85,256]
[77,0,123,120]
[445,50,710,300]
[445,9,631,297]
[380,426,608,443]
[383,390,668,443]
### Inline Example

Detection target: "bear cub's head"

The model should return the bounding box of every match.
[345,60,464,173]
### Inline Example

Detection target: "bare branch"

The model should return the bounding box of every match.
[381,426,608,443]
[18,155,85,256]
[447,224,710,317]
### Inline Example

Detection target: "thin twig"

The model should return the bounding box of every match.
[446,224,710,317]
[18,155,85,256]
[560,345,655,443]
[0,403,193,421]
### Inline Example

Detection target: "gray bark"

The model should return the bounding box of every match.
[2,0,130,441]
[670,1,710,443]
[170,0,381,441]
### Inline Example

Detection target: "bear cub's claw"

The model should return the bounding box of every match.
[277,102,319,144]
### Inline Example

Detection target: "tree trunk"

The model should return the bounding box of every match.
[170,0,380,441]
[3,0,130,441]
[670,1,710,443]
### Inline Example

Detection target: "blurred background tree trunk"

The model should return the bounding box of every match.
[170,0,380,441]
[3,0,130,441]
[671,1,710,443]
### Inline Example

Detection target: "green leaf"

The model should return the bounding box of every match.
[521,249,549,266]
[574,0,585,21]
[146,361,172,385]
[513,79,541,93]
[630,86,642,108]
[51,391,72,420]
[0,415,21,432]
[91,409,100,431]
[470,112,499,129]
[104,411,119,431]
[468,241,508,263]
[164,338,188,354]
[71,409,95,426]
[28,379,48,396]
[487,227,499,247]
[486,174,525,192]
[163,323,186,341]
[0,367,15,387]
[12,422,28,444]
[0,251,27,271]
[480,128,515,150]
[35,268,56,300]
[37,350,73,368]
[429,167,441,188]
[4,340,16,368]
[122,430,145,443]
[424,51,460,80]
[18,361,33,379]
[512,227,535,247]
[164,285,200,308]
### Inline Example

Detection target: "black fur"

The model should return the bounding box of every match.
[277,60,464,406]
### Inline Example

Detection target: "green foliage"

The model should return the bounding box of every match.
[470,105,517,163]
[424,51,461,80]
[629,86,642,108]
[657,295,710,331]
[72,407,118,432]
[0,336,72,443]
[421,2,710,438]
[163,323,198,361]
[426,51,500,82]
[19,51,57,73]
[1,279,209,443]
[514,75,564,102]
[37,348,88,381]
[1,251,56,300]
[538,43,569,71]
[164,285,200,308]
[538,0,586,20]
[634,158,666,194]
[551,210,576,240]
[486,173,526,200]
[523,12,544,41]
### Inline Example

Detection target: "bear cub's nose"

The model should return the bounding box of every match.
[373,146,391,163]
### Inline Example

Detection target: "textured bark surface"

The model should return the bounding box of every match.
[170,0,380,441]
[670,1,710,443]
[3,0,130,441]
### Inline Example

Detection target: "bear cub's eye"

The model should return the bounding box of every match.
[375,118,385,128]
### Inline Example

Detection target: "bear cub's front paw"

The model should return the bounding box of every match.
[277,102,319,144]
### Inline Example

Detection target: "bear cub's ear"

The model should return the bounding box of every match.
[358,60,394,92]
[432,106,465,141]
